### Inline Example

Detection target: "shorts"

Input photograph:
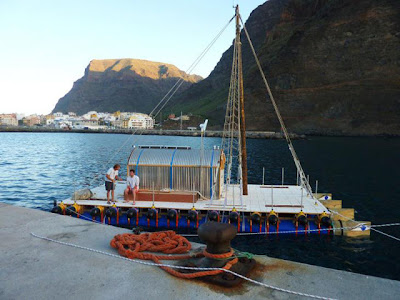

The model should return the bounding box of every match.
[127,186,139,194]
[105,181,115,191]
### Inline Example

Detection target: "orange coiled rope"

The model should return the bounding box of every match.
[110,231,238,279]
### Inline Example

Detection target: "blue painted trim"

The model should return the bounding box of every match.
[210,148,215,198]
[136,149,144,174]
[170,149,177,189]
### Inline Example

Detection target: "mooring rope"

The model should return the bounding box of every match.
[30,232,335,300]
[329,210,400,242]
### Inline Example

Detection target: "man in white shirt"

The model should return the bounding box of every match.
[105,164,123,204]
[124,169,140,204]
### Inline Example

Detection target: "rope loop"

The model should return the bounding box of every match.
[110,231,238,279]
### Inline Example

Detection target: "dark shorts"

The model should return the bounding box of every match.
[105,181,115,191]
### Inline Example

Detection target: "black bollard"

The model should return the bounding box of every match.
[186,221,256,287]
[198,221,236,255]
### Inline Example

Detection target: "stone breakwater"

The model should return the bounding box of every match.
[0,127,305,139]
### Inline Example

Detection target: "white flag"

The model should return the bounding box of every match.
[199,119,208,132]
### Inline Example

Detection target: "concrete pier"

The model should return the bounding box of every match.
[1,203,399,300]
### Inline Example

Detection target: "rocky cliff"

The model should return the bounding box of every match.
[171,0,400,135]
[52,59,202,114]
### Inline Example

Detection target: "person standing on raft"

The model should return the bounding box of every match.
[105,164,123,204]
[124,169,139,204]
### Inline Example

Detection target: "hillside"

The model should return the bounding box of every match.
[170,0,400,135]
[52,59,202,114]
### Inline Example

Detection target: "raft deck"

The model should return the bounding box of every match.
[64,182,328,215]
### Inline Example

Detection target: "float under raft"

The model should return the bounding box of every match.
[59,182,370,237]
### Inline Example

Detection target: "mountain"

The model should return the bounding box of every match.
[170,0,400,135]
[52,59,202,115]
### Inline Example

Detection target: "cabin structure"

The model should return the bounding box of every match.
[127,145,225,199]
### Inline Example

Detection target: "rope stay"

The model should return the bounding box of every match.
[239,16,314,199]
[150,15,235,119]
[87,16,234,188]
[222,7,244,207]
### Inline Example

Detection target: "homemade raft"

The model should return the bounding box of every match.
[55,147,370,237]
[53,6,370,238]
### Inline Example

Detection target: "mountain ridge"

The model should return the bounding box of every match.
[53,0,400,135]
[52,58,202,114]
[169,0,400,135]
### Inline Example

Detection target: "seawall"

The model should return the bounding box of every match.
[0,127,305,139]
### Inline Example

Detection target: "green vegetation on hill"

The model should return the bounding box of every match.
[169,0,400,135]
[53,0,400,135]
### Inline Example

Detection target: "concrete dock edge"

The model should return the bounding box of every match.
[1,203,399,300]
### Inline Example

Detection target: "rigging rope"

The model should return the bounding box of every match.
[221,13,245,209]
[85,15,235,188]
[239,16,314,199]
[150,15,235,119]
[87,131,141,187]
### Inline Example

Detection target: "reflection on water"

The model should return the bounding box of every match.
[1,132,399,280]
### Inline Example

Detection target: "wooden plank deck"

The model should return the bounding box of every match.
[63,182,328,215]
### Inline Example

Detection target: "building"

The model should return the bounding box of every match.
[0,114,18,126]
[39,115,47,125]
[82,111,98,120]
[71,119,101,130]
[54,120,72,129]
[127,113,154,129]
[45,115,55,126]
[53,112,64,118]
[23,115,41,127]
[113,119,124,128]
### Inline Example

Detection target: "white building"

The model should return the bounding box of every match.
[71,119,102,130]
[97,112,111,119]
[54,120,72,129]
[127,113,154,129]
[82,111,98,120]
[53,112,64,118]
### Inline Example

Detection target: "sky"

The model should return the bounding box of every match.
[0,0,266,115]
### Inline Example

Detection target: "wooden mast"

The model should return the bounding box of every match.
[236,5,248,195]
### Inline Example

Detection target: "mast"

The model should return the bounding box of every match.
[236,5,248,195]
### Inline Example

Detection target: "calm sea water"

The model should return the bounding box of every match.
[1,132,399,280]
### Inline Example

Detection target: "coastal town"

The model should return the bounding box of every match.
[0,111,302,139]
[0,111,159,130]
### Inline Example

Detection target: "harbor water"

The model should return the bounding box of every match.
[1,132,399,280]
